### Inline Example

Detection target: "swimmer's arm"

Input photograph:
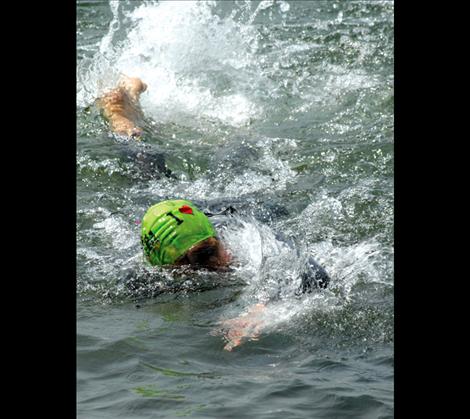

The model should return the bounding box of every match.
[219,259,330,350]
[219,303,267,351]
[96,75,147,138]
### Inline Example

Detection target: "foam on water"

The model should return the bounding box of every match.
[77,153,132,177]
[93,216,136,250]
[77,0,272,127]
[130,135,296,200]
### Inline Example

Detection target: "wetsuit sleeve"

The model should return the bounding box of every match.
[273,232,330,293]
[117,144,173,179]
[299,257,330,293]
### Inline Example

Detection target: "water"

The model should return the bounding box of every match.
[77,1,394,417]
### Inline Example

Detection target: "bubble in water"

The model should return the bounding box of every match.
[279,1,290,13]
[337,10,343,24]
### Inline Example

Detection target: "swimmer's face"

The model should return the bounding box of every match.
[176,238,231,268]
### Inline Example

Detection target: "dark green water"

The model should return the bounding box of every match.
[77,1,393,417]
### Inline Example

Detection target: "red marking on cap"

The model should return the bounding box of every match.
[179,205,193,215]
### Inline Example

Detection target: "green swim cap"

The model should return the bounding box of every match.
[141,199,217,266]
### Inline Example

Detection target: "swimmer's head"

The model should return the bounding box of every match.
[141,199,222,267]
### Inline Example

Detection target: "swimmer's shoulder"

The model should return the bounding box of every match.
[300,256,330,292]
[272,232,330,293]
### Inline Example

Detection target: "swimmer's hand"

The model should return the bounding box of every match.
[96,74,147,139]
[214,303,266,351]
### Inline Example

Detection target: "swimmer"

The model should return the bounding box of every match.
[98,77,330,350]
[141,199,330,351]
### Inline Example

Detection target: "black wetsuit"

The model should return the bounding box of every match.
[300,256,330,291]
[115,141,173,180]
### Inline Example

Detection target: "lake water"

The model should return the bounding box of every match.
[77,1,394,417]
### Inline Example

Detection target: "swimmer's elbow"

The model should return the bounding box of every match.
[299,261,330,294]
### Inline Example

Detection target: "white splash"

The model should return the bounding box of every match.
[93,216,136,250]
[78,0,266,127]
